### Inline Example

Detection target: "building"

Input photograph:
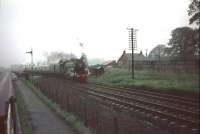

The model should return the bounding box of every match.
[101,60,117,67]
[117,50,146,66]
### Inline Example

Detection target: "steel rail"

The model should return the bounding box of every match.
[82,82,200,110]
[72,82,199,116]
[65,84,198,127]
[94,83,199,103]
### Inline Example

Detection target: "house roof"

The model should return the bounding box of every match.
[101,60,116,66]
[117,50,146,63]
[126,53,146,61]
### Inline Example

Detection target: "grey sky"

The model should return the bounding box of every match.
[0,0,191,67]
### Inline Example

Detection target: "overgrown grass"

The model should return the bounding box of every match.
[24,80,93,134]
[16,87,33,134]
[88,67,199,92]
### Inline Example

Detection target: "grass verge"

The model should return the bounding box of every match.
[16,87,33,134]
[24,80,93,134]
[88,67,199,92]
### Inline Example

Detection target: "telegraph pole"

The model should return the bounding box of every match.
[146,49,148,60]
[128,28,138,79]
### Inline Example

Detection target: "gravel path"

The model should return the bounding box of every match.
[16,80,75,134]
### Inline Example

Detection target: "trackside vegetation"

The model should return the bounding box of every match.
[88,67,199,92]
[16,87,33,134]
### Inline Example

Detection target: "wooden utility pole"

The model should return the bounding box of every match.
[146,49,148,60]
[128,28,138,79]
[131,28,134,79]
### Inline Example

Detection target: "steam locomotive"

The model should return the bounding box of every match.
[28,55,89,83]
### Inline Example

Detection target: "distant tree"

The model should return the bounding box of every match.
[148,45,169,60]
[167,27,199,60]
[188,0,200,25]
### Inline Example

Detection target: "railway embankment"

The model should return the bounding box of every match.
[88,67,199,98]
[15,85,32,134]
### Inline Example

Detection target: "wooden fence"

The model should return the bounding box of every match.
[0,115,5,134]
[118,60,199,73]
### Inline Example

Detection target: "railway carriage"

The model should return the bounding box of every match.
[26,55,89,82]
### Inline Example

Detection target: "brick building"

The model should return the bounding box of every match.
[117,50,146,66]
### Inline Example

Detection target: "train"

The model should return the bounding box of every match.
[28,55,89,83]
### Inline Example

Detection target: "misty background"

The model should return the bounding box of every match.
[0,0,191,67]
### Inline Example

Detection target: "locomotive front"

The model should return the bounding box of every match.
[73,56,89,83]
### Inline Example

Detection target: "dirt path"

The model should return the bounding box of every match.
[16,80,75,134]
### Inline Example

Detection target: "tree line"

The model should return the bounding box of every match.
[149,0,199,61]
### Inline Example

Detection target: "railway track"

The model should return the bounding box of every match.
[93,83,199,106]
[77,82,199,111]
[62,80,199,133]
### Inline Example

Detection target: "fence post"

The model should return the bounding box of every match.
[113,117,119,134]
[0,115,5,134]
[10,96,17,134]
[66,95,70,112]
[5,101,9,119]
[84,103,88,127]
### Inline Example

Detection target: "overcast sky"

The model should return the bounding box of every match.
[0,0,191,67]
